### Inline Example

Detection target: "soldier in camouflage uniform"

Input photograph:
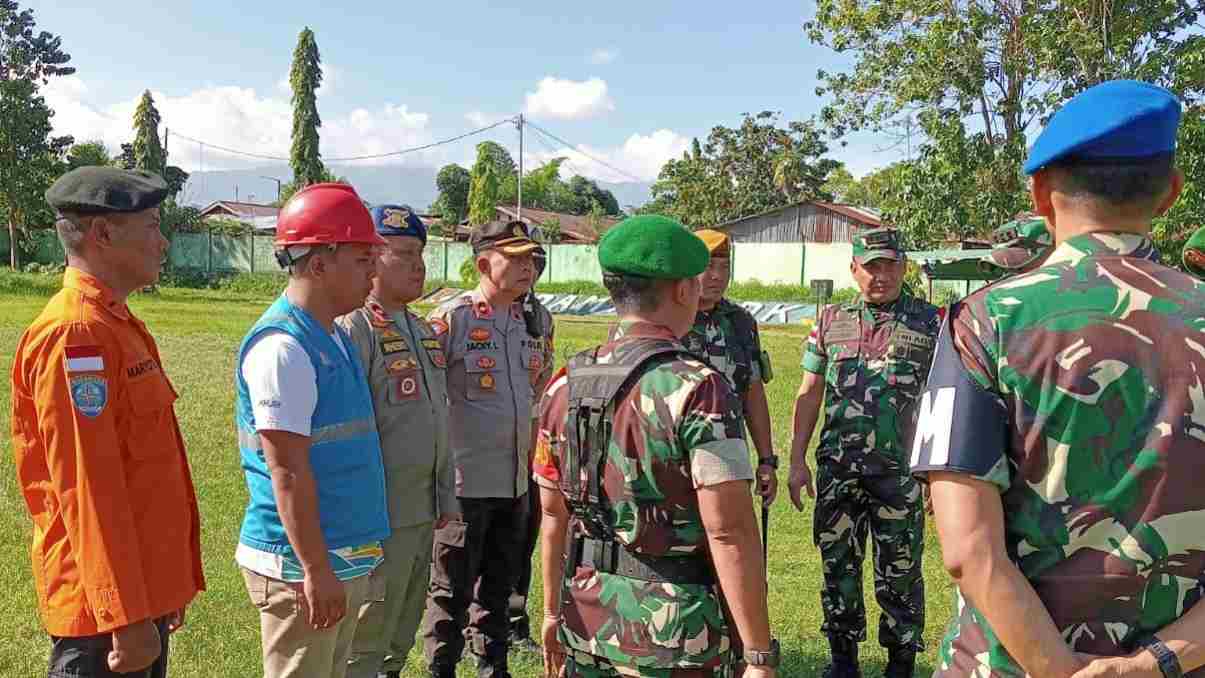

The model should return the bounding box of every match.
[534,215,779,678]
[684,229,778,504]
[788,228,940,678]
[1182,225,1205,279]
[911,80,1205,678]
[982,217,1054,277]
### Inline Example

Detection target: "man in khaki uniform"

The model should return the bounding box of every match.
[339,205,459,678]
[421,220,555,678]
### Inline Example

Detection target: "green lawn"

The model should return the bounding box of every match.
[0,289,955,677]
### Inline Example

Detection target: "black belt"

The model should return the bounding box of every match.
[578,538,714,586]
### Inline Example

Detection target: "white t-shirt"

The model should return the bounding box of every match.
[237,328,380,582]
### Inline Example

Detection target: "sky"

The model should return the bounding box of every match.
[32,0,904,186]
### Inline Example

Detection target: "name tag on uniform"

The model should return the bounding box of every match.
[826,319,860,344]
[381,340,409,354]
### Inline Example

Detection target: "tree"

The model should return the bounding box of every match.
[434,164,471,225]
[1153,106,1205,266]
[568,175,620,215]
[649,111,839,227]
[275,164,346,206]
[0,1,74,267]
[805,0,1204,244]
[468,142,502,226]
[132,90,165,173]
[289,27,324,188]
[476,141,516,178]
[116,143,136,170]
[66,140,112,170]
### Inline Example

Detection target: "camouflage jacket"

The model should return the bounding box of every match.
[802,294,941,474]
[533,322,753,670]
[681,299,770,401]
[910,234,1205,677]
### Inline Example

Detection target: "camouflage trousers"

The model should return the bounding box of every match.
[564,652,720,678]
[813,462,925,651]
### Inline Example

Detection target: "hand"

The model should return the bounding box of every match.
[542,615,565,678]
[435,512,463,530]
[300,567,347,630]
[788,462,815,511]
[108,619,161,673]
[742,665,777,678]
[756,465,779,506]
[166,606,187,634]
[1071,652,1160,678]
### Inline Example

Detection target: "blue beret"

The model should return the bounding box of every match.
[371,204,426,244]
[1024,80,1181,175]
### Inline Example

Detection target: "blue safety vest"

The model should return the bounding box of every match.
[235,294,389,554]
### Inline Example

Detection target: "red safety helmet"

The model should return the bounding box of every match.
[275,183,386,247]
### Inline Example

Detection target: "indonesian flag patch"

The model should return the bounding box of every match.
[65,345,105,372]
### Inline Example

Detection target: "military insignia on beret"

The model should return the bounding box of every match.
[479,373,496,390]
[396,375,419,400]
[469,328,491,342]
[70,374,108,418]
[430,318,449,336]
[381,208,409,228]
[513,224,525,238]
[477,356,497,369]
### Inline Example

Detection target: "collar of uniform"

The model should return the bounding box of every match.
[469,288,523,322]
[62,267,130,319]
[612,320,678,341]
[1044,232,1158,267]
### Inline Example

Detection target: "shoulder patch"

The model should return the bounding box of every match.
[430,318,449,336]
[70,374,108,418]
[65,345,105,373]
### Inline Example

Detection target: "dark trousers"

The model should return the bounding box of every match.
[49,618,169,678]
[509,475,542,639]
[423,495,528,677]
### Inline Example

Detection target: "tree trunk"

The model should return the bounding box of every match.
[8,214,18,270]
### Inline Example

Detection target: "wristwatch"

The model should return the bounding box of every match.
[1139,635,1183,678]
[743,639,780,668]
[758,455,780,469]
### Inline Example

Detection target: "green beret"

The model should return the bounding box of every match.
[46,167,169,215]
[1182,226,1205,278]
[598,215,709,279]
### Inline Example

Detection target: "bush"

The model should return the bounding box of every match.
[459,258,480,287]
[0,268,61,296]
[212,272,287,297]
[23,262,65,276]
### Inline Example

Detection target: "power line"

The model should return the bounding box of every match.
[168,117,517,164]
[525,121,644,183]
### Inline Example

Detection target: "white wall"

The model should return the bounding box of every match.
[731,242,804,285]
[802,242,856,290]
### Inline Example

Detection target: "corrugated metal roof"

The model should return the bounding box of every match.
[716,200,883,230]
[200,201,280,219]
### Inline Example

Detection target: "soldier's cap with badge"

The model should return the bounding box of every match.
[852,228,904,264]
[1182,225,1205,277]
[695,229,731,259]
[1024,80,1181,176]
[471,219,541,256]
[988,217,1053,270]
[46,166,169,216]
[371,204,426,245]
[598,214,709,280]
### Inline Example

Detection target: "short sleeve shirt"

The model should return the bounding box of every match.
[910,234,1205,676]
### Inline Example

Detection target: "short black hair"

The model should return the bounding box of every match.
[603,273,663,314]
[1050,152,1176,207]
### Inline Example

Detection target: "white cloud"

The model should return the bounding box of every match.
[588,48,618,65]
[465,111,511,128]
[44,75,435,175]
[528,128,690,183]
[524,77,615,121]
[276,63,344,95]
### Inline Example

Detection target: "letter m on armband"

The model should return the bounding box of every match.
[909,315,1008,479]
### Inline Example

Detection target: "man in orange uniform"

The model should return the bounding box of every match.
[10,167,205,678]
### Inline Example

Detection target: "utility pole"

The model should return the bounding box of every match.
[259,176,284,203]
[516,114,524,222]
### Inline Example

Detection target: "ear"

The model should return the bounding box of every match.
[674,277,696,306]
[475,254,491,276]
[91,216,118,249]
[1155,168,1185,217]
[307,250,329,278]
[1030,169,1056,221]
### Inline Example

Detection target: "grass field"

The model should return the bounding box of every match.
[0,285,956,678]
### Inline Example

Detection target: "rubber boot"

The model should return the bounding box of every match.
[884,647,917,678]
[428,667,455,678]
[822,636,862,678]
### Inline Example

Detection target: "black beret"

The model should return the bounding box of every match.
[46,167,169,215]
